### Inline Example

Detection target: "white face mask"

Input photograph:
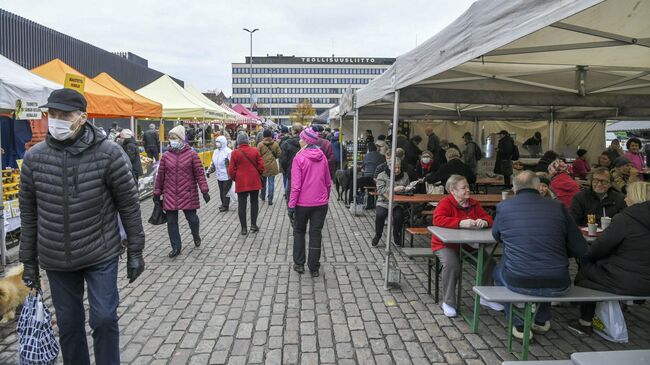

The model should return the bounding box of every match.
[170,140,184,150]
[421,158,431,164]
[48,117,78,141]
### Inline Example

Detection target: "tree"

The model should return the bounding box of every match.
[290,99,316,125]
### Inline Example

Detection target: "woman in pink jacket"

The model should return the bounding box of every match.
[625,137,646,180]
[288,127,332,277]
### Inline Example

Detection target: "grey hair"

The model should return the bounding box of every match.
[388,157,402,169]
[445,147,460,161]
[149,124,156,130]
[445,174,467,193]
[513,170,540,192]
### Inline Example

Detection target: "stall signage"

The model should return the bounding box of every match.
[64,73,85,93]
[15,100,42,120]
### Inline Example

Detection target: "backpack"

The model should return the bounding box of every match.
[471,142,482,161]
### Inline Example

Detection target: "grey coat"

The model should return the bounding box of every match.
[375,171,409,209]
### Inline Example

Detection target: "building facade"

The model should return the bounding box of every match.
[232,55,395,125]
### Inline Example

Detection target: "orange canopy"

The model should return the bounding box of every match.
[93,72,162,118]
[31,59,133,118]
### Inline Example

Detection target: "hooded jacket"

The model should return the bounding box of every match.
[289,147,331,208]
[228,143,265,193]
[279,135,301,177]
[550,172,580,208]
[154,145,209,211]
[258,138,281,177]
[432,195,493,252]
[19,124,144,271]
[362,151,386,177]
[577,201,650,295]
[569,187,626,226]
[211,135,232,181]
[121,137,143,178]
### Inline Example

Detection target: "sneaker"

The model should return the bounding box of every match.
[250,225,259,233]
[442,303,457,317]
[310,270,319,277]
[512,325,534,340]
[293,264,304,274]
[371,236,380,247]
[194,238,201,247]
[480,298,504,311]
[532,320,550,334]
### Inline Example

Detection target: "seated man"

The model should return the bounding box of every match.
[425,148,476,191]
[569,167,626,226]
[492,171,588,340]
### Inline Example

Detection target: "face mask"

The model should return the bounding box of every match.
[48,117,77,141]
[170,140,184,150]
[422,158,431,164]
[215,142,222,149]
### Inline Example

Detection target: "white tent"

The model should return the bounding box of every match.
[0,54,60,111]
[184,85,240,121]
[136,75,222,120]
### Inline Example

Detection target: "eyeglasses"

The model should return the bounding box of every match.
[592,178,611,185]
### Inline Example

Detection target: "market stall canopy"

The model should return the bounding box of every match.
[220,104,249,122]
[31,59,133,118]
[232,104,262,123]
[136,75,221,120]
[607,120,650,133]
[0,54,60,111]
[184,85,239,121]
[93,72,162,118]
[356,0,650,121]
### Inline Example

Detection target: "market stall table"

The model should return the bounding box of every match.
[427,226,497,332]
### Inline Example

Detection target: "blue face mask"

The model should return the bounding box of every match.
[170,140,184,150]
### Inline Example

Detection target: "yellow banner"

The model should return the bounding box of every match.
[64,73,85,94]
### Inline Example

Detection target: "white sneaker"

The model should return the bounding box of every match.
[442,302,457,317]
[480,298,505,311]
[512,325,534,341]
[532,320,551,334]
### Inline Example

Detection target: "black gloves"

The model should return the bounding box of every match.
[153,194,161,203]
[127,250,145,284]
[287,207,296,220]
[203,192,211,203]
[22,261,40,289]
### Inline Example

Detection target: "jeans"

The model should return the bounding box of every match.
[293,204,329,272]
[261,175,275,202]
[166,209,200,250]
[493,264,569,327]
[375,206,405,244]
[237,190,259,229]
[47,258,120,365]
[217,179,232,208]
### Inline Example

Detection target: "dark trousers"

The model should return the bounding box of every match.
[375,205,405,244]
[47,258,120,365]
[293,204,329,272]
[237,190,259,229]
[145,147,159,161]
[166,209,200,250]
[217,179,232,208]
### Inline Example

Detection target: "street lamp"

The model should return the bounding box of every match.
[243,28,259,110]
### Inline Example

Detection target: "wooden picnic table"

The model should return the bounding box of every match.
[474,177,506,193]
[390,193,504,207]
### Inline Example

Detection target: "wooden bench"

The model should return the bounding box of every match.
[420,210,434,216]
[405,227,429,247]
[401,247,440,303]
[473,286,650,361]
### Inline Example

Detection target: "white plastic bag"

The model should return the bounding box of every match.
[426,183,444,195]
[227,182,238,202]
[592,300,628,343]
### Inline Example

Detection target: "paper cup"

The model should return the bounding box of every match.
[587,223,598,236]
[601,216,611,230]
[501,191,509,200]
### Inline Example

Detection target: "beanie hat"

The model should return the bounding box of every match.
[614,156,632,168]
[263,129,272,138]
[236,132,249,145]
[548,159,568,176]
[280,126,289,134]
[300,127,319,145]
[120,129,133,139]
[169,125,186,141]
[577,148,588,157]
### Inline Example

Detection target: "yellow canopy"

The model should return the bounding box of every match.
[93,72,162,118]
[32,59,132,118]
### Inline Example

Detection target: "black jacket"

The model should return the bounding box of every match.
[425,158,476,189]
[122,137,144,178]
[143,129,160,149]
[427,133,440,156]
[577,201,650,295]
[279,135,301,176]
[569,187,626,226]
[19,124,145,271]
[494,135,515,174]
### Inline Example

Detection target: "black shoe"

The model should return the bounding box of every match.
[310,270,319,277]
[241,228,248,235]
[194,239,201,247]
[293,264,304,274]
[250,225,259,233]
[168,248,181,258]
[371,236,380,247]
[268,201,273,205]
[219,206,228,212]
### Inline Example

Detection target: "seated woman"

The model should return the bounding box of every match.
[372,158,409,247]
[548,159,580,208]
[414,150,439,193]
[432,174,502,317]
[595,151,612,170]
[611,156,640,194]
[536,173,556,199]
[572,148,591,180]
[574,182,650,330]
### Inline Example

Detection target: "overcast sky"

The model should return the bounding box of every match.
[3,0,475,94]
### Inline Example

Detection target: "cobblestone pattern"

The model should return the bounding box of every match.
[1,175,649,364]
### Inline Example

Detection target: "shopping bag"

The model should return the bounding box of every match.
[227,182,238,202]
[16,289,59,365]
[592,300,628,343]
[148,200,167,225]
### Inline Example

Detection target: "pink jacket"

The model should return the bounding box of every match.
[625,151,645,172]
[154,145,209,211]
[289,147,331,208]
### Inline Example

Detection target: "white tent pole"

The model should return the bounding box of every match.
[548,108,555,151]
[130,116,135,133]
[352,112,359,210]
[384,90,400,290]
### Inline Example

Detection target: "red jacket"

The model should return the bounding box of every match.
[228,144,265,193]
[572,158,591,180]
[154,146,209,211]
[550,172,580,208]
[431,195,493,252]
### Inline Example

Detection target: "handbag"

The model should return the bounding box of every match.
[148,200,167,225]
[16,289,59,365]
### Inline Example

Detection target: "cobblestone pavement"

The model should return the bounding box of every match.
[1,176,649,364]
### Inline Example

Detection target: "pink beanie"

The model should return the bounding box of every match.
[548,159,567,176]
[300,127,319,145]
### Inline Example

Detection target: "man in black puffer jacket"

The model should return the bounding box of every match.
[279,123,303,201]
[569,167,626,226]
[19,89,145,365]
